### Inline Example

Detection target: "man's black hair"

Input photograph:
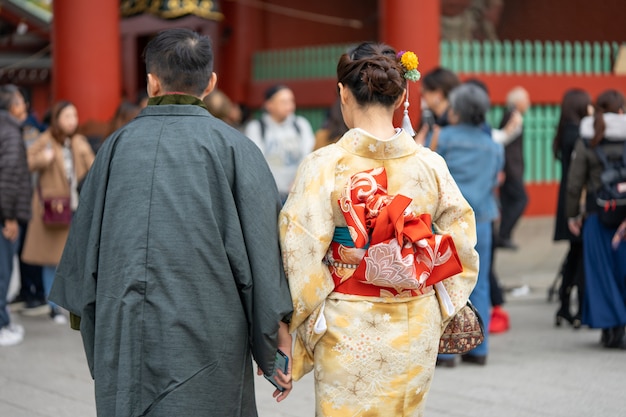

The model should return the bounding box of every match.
[143,28,214,97]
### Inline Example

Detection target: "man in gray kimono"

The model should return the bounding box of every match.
[50,28,294,416]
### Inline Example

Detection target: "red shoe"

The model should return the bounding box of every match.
[489,306,510,334]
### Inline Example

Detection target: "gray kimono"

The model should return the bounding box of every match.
[50,98,293,417]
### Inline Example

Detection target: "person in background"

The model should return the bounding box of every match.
[106,101,141,137]
[20,101,95,324]
[244,84,315,203]
[203,88,243,129]
[566,89,626,349]
[462,78,517,335]
[416,66,461,147]
[0,84,30,346]
[9,90,47,316]
[552,88,592,328]
[497,86,531,250]
[280,42,478,415]
[431,83,504,366]
[49,28,294,416]
[136,90,149,109]
[313,97,348,150]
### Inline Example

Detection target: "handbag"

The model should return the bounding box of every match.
[41,196,72,226]
[38,182,72,227]
[438,300,485,354]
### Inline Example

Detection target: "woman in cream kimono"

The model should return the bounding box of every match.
[279,42,479,416]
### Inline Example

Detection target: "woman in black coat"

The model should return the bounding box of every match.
[552,88,592,328]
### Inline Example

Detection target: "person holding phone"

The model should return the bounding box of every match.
[280,42,478,416]
[49,29,294,416]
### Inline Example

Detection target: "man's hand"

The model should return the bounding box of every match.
[2,219,19,242]
[503,111,523,136]
[274,321,293,401]
[257,321,293,402]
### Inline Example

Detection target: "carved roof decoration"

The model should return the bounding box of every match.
[121,0,223,21]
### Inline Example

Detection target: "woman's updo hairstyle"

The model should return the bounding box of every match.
[337,42,406,107]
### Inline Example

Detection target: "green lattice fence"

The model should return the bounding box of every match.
[441,40,624,74]
[487,105,561,183]
[252,44,355,81]
[253,41,625,80]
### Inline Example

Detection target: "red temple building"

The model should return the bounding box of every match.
[0,0,624,215]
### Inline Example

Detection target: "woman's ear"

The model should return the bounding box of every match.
[338,83,348,105]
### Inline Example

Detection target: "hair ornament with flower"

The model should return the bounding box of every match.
[396,50,420,137]
[397,50,421,82]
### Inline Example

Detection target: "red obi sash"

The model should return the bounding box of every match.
[326,167,463,297]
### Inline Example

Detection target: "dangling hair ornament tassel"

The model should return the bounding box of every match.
[402,87,415,136]
[397,50,421,137]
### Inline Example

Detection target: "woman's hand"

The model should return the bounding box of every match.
[43,147,55,164]
[612,219,626,249]
[568,217,582,237]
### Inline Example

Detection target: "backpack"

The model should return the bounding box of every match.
[258,117,301,142]
[593,141,626,228]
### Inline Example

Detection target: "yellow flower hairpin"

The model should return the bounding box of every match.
[396,50,421,137]
[397,51,421,82]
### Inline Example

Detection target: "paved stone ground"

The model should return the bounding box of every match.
[2,216,624,416]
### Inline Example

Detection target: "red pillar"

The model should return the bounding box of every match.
[219,2,264,105]
[52,1,120,122]
[380,0,440,126]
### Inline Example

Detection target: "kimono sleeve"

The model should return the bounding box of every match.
[278,153,336,379]
[49,136,118,377]
[230,141,293,375]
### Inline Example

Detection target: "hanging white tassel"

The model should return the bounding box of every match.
[402,87,415,137]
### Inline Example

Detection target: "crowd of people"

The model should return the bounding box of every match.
[0,27,625,416]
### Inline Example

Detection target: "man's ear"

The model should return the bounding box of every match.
[200,73,218,100]
[147,73,162,97]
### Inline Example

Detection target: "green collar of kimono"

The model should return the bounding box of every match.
[147,93,209,111]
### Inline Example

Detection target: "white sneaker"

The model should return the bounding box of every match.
[52,313,68,325]
[0,325,24,346]
[8,323,24,337]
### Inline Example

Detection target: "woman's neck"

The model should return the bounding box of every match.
[350,106,397,140]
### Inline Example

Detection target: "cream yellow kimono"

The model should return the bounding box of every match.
[279,128,479,417]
